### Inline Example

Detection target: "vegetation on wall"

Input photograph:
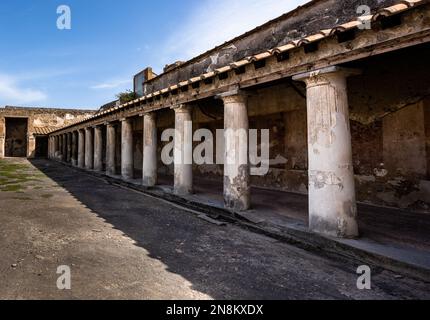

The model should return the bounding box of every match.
[116,90,137,104]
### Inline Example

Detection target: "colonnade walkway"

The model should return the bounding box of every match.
[108,172,430,275]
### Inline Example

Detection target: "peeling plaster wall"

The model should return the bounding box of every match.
[354,101,429,212]
[383,103,427,176]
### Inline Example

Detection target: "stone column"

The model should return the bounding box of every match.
[78,130,85,168]
[106,123,116,176]
[54,136,59,159]
[27,133,36,159]
[94,126,103,172]
[142,113,158,187]
[121,118,134,180]
[61,134,66,161]
[50,137,54,159]
[293,66,360,238]
[58,135,61,159]
[85,128,94,170]
[65,133,69,162]
[58,136,61,159]
[219,90,250,211]
[66,133,72,163]
[71,132,77,166]
[47,137,51,159]
[172,105,193,195]
[53,136,57,159]
[64,134,68,161]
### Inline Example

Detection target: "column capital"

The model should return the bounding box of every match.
[293,66,361,86]
[171,104,192,114]
[120,117,132,123]
[216,89,247,104]
[139,111,157,118]
[144,112,157,120]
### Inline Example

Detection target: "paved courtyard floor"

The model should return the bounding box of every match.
[0,158,428,299]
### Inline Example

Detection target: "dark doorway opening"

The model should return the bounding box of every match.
[35,136,48,158]
[5,117,28,157]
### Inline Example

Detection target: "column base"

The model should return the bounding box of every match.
[143,176,157,188]
[121,173,134,181]
[174,188,193,196]
[309,214,359,239]
[223,177,250,211]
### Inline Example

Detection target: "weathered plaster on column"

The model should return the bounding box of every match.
[143,113,158,187]
[219,90,250,211]
[71,132,77,166]
[94,126,103,172]
[27,134,36,159]
[173,105,193,195]
[54,136,59,159]
[60,134,65,161]
[66,133,72,163]
[85,128,94,170]
[121,118,134,180]
[106,123,116,176]
[47,137,51,159]
[78,130,85,168]
[293,66,360,238]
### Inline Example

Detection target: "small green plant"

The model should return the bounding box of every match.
[116,90,137,104]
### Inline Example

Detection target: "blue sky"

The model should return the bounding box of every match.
[0,0,307,109]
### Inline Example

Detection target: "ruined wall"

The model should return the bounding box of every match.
[383,103,426,176]
[0,107,96,158]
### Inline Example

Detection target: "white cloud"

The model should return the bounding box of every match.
[91,79,131,90]
[15,68,78,81]
[160,0,308,66]
[0,73,47,105]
